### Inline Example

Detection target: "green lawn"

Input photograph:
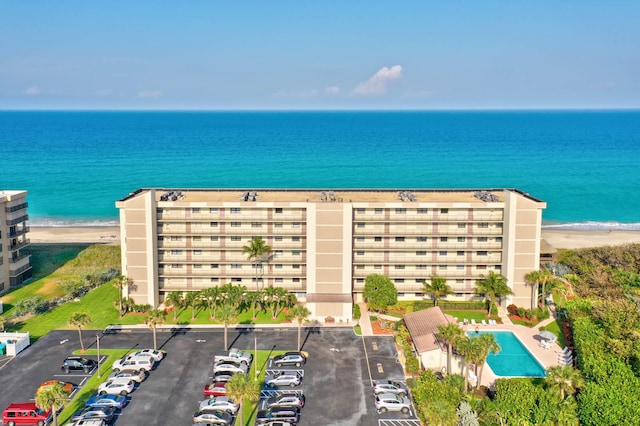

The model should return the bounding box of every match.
[442,310,497,323]
[540,320,566,348]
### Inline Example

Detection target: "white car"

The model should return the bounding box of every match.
[213,362,249,375]
[374,393,411,414]
[132,348,164,361]
[198,396,239,414]
[112,356,155,372]
[98,379,135,396]
[108,369,147,383]
[214,348,253,366]
[373,380,408,398]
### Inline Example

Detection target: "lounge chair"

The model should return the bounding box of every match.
[468,371,478,387]
[481,320,487,326]
[539,340,551,349]
[471,319,477,325]
[555,346,570,354]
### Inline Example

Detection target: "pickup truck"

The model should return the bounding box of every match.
[214,348,253,365]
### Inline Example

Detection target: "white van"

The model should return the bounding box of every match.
[112,355,155,372]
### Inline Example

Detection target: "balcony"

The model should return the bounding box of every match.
[5,202,28,213]
[8,227,29,238]
[9,239,30,251]
[6,215,29,226]
[10,262,32,277]
[9,252,30,264]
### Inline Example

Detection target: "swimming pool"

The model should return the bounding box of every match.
[467,330,546,377]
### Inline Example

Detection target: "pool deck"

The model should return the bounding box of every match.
[462,322,566,386]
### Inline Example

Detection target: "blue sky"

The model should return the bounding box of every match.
[1,1,638,110]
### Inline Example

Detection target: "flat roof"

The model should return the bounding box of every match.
[119,188,544,204]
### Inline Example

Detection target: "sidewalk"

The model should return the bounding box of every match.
[357,302,374,336]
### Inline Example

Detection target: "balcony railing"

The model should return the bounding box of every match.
[5,202,28,213]
[6,215,29,226]
[9,239,30,251]
[10,252,30,264]
[8,227,29,238]
[10,263,32,277]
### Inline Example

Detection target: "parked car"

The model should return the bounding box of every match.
[198,396,239,414]
[212,372,234,383]
[85,393,128,410]
[131,348,164,361]
[255,407,300,425]
[214,348,253,366]
[271,352,307,367]
[70,406,116,423]
[61,356,97,373]
[213,362,248,375]
[70,420,107,426]
[260,394,305,410]
[374,393,412,414]
[192,409,233,425]
[204,382,228,398]
[97,379,135,396]
[108,368,147,383]
[37,380,75,395]
[264,372,302,388]
[112,356,154,372]
[372,380,408,398]
[258,422,294,426]
[2,402,51,426]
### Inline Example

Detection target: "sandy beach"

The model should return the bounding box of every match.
[27,226,640,249]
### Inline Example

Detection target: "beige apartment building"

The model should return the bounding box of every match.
[116,188,545,321]
[0,190,32,295]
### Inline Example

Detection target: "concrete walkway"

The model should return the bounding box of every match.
[357,302,374,336]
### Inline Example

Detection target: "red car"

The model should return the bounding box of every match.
[204,382,227,398]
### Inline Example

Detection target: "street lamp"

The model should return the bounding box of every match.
[96,334,101,378]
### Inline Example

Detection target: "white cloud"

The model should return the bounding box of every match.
[137,90,162,98]
[24,86,41,96]
[325,86,341,95]
[353,65,403,95]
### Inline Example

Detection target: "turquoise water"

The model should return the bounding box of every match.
[1,111,639,228]
[469,330,546,377]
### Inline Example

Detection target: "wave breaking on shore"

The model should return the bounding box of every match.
[542,221,640,231]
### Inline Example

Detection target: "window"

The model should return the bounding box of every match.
[356,236,365,242]
[231,277,242,282]
[194,264,202,269]
[375,208,383,214]
[158,236,164,241]
[275,222,283,228]
[231,236,241,241]
[478,222,489,228]
[356,251,365,256]
[292,222,300,228]
[477,265,487,270]
[275,278,283,283]
[275,236,283,241]
[292,250,301,256]
[477,251,488,256]
[211,277,219,282]
[357,223,365,228]
[231,222,241,227]
[416,236,427,242]
[211,264,219,268]
[194,250,202,255]
[356,265,365,269]
[496,237,503,242]
[395,236,405,242]
[192,208,200,213]
[275,208,283,214]
[356,278,364,283]
[439,265,448,270]
[292,236,300,242]
[210,208,218,213]
[458,236,466,242]
[497,223,503,228]
[416,250,427,255]
[457,251,465,256]
[439,250,448,256]
[396,208,406,214]
[292,264,300,269]
[171,236,180,241]
[275,264,283,269]
[210,221,218,227]
[374,265,382,269]
[457,265,465,270]
[440,208,449,214]
[171,250,182,255]
[416,292,424,297]
[440,236,448,242]
[193,236,201,241]
[477,237,488,242]
[417,208,428,214]
[416,264,427,270]
[292,277,301,283]
[458,223,466,228]
[231,263,242,269]
[230,208,241,214]
[171,263,181,268]
[210,236,218,241]
[252,222,262,228]
[374,236,382,242]
[356,208,365,214]
[275,250,283,256]
[395,279,405,283]
[395,265,405,270]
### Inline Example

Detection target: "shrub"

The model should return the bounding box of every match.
[490,303,498,315]
[13,296,48,317]
[516,307,526,318]
[61,280,87,298]
[507,304,518,315]
[352,304,361,321]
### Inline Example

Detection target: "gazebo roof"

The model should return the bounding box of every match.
[403,306,455,353]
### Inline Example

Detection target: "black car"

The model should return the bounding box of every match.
[255,407,300,425]
[62,356,97,373]
[272,352,307,367]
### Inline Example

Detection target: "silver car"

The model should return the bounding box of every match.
[213,362,249,375]
[372,380,408,398]
[374,393,412,414]
[198,396,239,414]
[264,372,301,388]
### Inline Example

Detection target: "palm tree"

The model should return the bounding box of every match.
[221,283,246,312]
[456,336,482,393]
[68,312,91,351]
[184,291,201,320]
[525,269,561,310]
[226,373,261,426]
[437,323,464,376]
[243,290,263,320]
[35,383,70,426]
[217,305,238,350]
[202,286,222,319]
[242,236,272,290]
[164,291,183,321]
[545,365,584,400]
[114,276,131,316]
[145,309,166,350]
[475,271,514,315]
[475,334,501,389]
[289,304,311,351]
[423,275,454,306]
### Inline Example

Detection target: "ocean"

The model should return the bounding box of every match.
[1,110,639,230]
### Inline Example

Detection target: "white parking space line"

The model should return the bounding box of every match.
[379,420,422,426]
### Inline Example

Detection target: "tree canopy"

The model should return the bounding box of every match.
[363,274,398,313]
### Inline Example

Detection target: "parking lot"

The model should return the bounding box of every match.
[0,327,420,425]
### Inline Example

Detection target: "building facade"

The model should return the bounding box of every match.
[0,191,32,295]
[116,188,546,321]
